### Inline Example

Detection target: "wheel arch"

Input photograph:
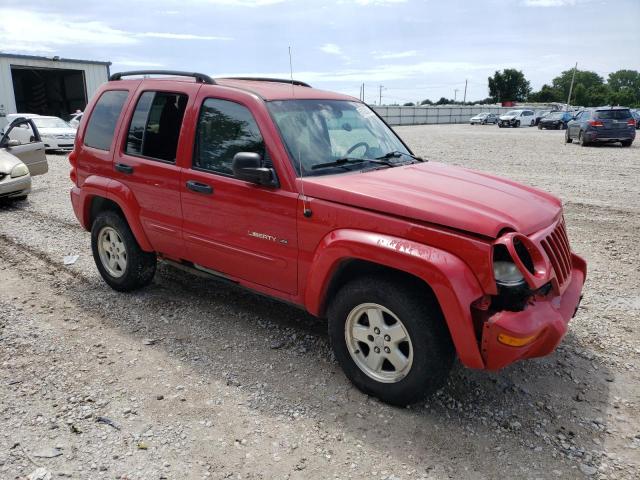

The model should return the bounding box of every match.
[305,229,486,369]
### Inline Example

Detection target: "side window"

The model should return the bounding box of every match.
[126,91,187,162]
[84,90,129,151]
[193,99,265,176]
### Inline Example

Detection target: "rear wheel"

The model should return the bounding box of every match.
[621,139,633,147]
[328,276,454,406]
[565,129,573,143]
[530,120,535,127]
[579,130,590,146]
[91,211,156,291]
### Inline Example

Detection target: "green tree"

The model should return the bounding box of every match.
[552,69,604,102]
[435,97,452,105]
[403,102,415,106]
[420,99,433,105]
[607,70,640,107]
[488,69,531,102]
[528,84,562,103]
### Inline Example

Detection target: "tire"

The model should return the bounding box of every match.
[91,211,156,292]
[530,120,535,127]
[565,129,573,143]
[515,120,520,128]
[498,123,503,128]
[578,130,589,147]
[328,276,454,406]
[538,124,542,130]
[621,140,633,147]
[10,195,28,201]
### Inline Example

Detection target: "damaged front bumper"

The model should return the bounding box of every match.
[480,253,586,370]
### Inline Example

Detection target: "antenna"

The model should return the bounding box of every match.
[289,46,312,218]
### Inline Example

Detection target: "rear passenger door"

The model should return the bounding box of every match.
[112,84,200,259]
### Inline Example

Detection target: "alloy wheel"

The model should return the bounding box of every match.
[344,303,413,383]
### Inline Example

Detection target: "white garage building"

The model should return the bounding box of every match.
[0,53,110,127]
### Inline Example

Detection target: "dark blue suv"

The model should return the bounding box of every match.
[566,107,635,147]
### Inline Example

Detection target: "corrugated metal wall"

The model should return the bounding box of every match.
[373,105,543,126]
[0,56,109,124]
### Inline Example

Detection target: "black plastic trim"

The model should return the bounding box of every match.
[110,70,215,85]
[220,77,311,88]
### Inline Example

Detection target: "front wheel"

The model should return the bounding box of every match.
[515,120,520,128]
[621,140,633,147]
[91,211,157,291]
[328,276,454,406]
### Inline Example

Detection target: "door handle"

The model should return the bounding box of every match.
[186,180,213,195]
[115,163,134,174]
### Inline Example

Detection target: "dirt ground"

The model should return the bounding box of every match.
[1,124,638,480]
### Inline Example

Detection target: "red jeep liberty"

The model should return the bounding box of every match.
[70,71,586,406]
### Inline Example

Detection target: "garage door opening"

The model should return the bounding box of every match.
[10,66,87,119]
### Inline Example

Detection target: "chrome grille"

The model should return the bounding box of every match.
[540,219,572,287]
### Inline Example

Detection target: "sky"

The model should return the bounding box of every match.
[0,0,638,104]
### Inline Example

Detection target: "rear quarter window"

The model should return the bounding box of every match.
[84,90,129,151]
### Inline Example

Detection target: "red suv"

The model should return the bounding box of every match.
[70,71,586,406]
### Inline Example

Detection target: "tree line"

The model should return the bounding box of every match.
[407,68,640,108]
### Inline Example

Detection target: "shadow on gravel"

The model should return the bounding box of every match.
[67,262,610,477]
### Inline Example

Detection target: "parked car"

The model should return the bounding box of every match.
[498,109,535,127]
[631,109,640,129]
[469,113,498,125]
[0,117,48,201]
[534,110,551,125]
[2,114,76,152]
[69,111,83,129]
[70,70,586,406]
[538,111,573,130]
[565,107,636,147]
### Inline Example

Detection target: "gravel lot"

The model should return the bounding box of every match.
[1,124,638,480]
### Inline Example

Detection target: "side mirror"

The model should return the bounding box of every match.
[232,152,276,186]
[7,139,20,147]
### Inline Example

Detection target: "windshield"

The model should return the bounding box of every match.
[548,112,564,119]
[32,117,70,129]
[267,100,410,176]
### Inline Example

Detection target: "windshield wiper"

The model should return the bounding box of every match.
[311,157,396,171]
[376,150,425,162]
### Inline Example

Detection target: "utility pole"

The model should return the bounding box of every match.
[454,88,459,102]
[362,83,365,103]
[379,85,384,106]
[566,62,578,111]
[463,79,468,103]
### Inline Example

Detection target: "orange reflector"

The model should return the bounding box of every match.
[497,332,539,347]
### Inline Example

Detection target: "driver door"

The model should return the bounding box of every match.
[1,119,48,176]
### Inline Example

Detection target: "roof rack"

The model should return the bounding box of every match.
[220,77,311,88]
[109,70,216,85]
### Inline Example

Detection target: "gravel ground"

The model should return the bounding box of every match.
[1,124,638,480]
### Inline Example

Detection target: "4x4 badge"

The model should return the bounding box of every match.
[248,231,288,245]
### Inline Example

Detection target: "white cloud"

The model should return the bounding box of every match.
[0,8,231,54]
[199,0,286,5]
[351,0,407,5]
[524,0,578,6]
[320,43,344,56]
[113,59,166,67]
[372,50,418,60]
[138,32,231,41]
[217,60,496,84]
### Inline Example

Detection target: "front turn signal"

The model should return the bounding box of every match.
[497,332,539,347]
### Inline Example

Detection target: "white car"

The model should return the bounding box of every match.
[2,114,76,151]
[497,109,535,128]
[0,117,48,201]
[69,111,83,129]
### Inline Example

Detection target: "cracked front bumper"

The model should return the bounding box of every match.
[481,253,586,370]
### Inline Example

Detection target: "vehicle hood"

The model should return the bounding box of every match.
[300,161,562,238]
[499,114,517,120]
[0,148,23,174]
[38,127,76,136]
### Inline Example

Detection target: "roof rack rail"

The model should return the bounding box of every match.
[109,70,216,85]
[220,77,311,88]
